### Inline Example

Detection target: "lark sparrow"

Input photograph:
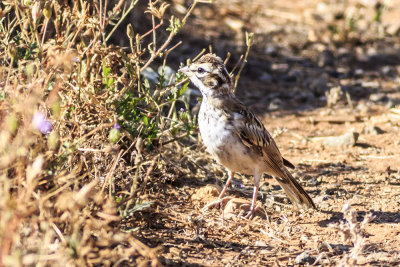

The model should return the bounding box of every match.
[179,54,316,218]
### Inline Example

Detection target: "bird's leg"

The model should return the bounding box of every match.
[244,170,261,219]
[202,171,234,211]
[218,171,234,199]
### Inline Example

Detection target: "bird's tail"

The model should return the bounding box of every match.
[275,168,316,210]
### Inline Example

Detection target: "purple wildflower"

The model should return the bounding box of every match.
[32,112,53,134]
[113,123,121,130]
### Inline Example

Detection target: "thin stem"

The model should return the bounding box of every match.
[161,132,191,146]
[138,20,163,41]
[41,20,49,46]
[233,46,250,92]
[230,54,243,75]
[5,58,14,89]
[151,13,156,52]
[233,32,254,92]
[99,0,103,35]
[105,0,139,42]
[102,0,109,42]
[166,41,182,54]
[224,52,231,65]
[139,0,200,73]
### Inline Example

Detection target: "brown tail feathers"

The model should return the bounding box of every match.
[275,168,316,209]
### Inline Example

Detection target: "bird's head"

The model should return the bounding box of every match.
[179,53,232,97]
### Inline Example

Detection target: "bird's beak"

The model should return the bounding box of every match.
[178,66,189,74]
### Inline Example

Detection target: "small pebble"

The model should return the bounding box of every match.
[259,73,273,83]
[369,93,387,102]
[255,240,267,247]
[268,98,282,111]
[363,125,385,135]
[309,177,320,186]
[295,251,315,264]
[323,132,359,147]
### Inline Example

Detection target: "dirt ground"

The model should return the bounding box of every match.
[130,0,400,265]
[136,105,400,266]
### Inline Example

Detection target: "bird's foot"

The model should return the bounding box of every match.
[202,197,232,212]
[240,204,266,220]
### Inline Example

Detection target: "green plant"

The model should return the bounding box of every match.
[0,0,209,265]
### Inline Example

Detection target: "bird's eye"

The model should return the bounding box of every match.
[197,67,205,73]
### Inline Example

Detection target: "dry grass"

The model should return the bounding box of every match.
[0,0,208,265]
[330,204,374,266]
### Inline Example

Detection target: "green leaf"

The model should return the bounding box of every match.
[143,78,150,90]
[178,82,189,98]
[166,16,184,34]
[142,115,148,125]
[106,77,114,87]
[126,201,154,216]
[103,65,111,77]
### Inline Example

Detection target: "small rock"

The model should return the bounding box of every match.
[318,241,333,252]
[309,177,320,186]
[169,247,181,257]
[191,185,220,203]
[354,69,364,76]
[325,86,343,107]
[337,47,350,58]
[332,244,350,254]
[387,22,400,35]
[385,98,400,109]
[306,73,328,95]
[363,125,385,135]
[323,132,359,147]
[325,188,336,195]
[265,45,278,55]
[288,69,303,80]
[369,93,388,102]
[231,178,245,189]
[158,65,175,83]
[268,98,282,111]
[316,2,328,12]
[255,240,268,247]
[224,17,244,32]
[141,67,158,84]
[295,91,315,103]
[223,198,250,219]
[314,195,330,203]
[282,73,297,82]
[271,63,289,71]
[362,81,379,88]
[308,28,318,41]
[381,66,393,76]
[259,73,273,83]
[224,198,266,219]
[295,251,315,265]
[356,101,370,113]
[317,49,335,67]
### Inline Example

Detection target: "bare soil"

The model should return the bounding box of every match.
[136,104,400,266]
[129,0,400,265]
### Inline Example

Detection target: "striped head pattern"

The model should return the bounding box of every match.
[179,53,232,97]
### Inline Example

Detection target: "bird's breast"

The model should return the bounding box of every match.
[198,102,259,174]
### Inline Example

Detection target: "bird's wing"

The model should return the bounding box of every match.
[225,97,287,177]
[220,95,315,209]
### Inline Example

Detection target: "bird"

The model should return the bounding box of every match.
[179,53,316,219]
